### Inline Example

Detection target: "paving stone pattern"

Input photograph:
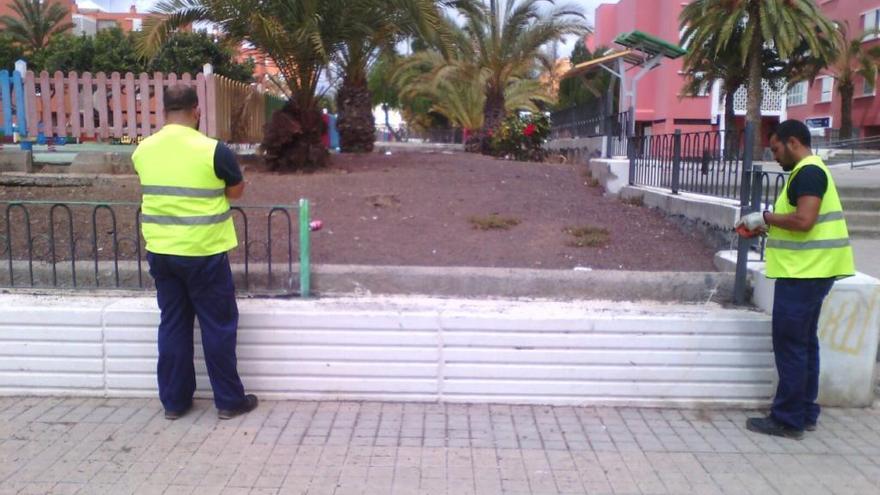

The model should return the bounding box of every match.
[1,398,880,494]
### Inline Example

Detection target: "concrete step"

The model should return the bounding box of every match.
[845,211,880,228]
[849,226,880,239]
[837,187,880,199]
[841,197,880,212]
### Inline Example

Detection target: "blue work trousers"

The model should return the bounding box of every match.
[147,251,246,412]
[770,277,835,430]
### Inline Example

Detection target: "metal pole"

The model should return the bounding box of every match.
[627,108,636,185]
[298,198,311,297]
[671,129,682,195]
[734,123,755,305]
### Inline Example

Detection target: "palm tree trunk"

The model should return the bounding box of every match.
[745,10,764,159]
[260,91,329,171]
[482,85,505,154]
[839,83,855,140]
[337,74,376,153]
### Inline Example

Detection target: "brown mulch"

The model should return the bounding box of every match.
[0,148,718,271]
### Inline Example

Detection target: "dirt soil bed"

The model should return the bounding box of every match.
[1,149,718,271]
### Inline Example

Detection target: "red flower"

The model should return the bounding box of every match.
[523,123,537,137]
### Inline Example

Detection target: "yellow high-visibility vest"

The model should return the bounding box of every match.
[765,156,854,279]
[133,124,237,256]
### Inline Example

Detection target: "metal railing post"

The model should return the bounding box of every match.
[298,198,311,297]
[671,129,682,195]
[627,133,636,185]
[750,164,763,213]
[734,123,756,306]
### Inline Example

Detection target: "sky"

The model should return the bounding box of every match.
[103,0,618,59]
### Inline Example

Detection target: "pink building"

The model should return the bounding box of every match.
[785,0,880,139]
[593,0,787,143]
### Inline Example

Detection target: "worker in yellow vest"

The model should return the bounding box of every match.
[735,120,854,440]
[133,85,258,421]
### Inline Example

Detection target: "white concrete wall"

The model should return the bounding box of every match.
[0,294,776,407]
[716,251,880,407]
[588,158,630,196]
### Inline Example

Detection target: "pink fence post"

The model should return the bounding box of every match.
[124,72,136,138]
[39,71,52,137]
[82,72,94,138]
[68,72,80,139]
[139,72,150,137]
[95,72,109,139]
[195,73,207,134]
[154,72,165,130]
[53,71,66,138]
[111,72,123,138]
[205,72,217,138]
[24,71,38,137]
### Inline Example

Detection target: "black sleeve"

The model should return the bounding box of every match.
[786,165,827,206]
[213,143,243,186]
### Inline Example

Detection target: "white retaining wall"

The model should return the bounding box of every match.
[0,294,775,407]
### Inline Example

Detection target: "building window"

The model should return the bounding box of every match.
[820,77,834,103]
[97,20,118,31]
[787,81,807,106]
[864,9,880,41]
[132,18,142,31]
[864,76,876,96]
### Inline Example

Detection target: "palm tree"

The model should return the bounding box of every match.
[141,0,350,170]
[394,20,552,151]
[332,0,452,153]
[0,0,74,57]
[680,0,836,155]
[826,22,880,140]
[454,0,588,140]
[680,20,790,157]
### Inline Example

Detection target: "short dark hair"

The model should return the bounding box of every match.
[163,84,198,111]
[772,119,811,147]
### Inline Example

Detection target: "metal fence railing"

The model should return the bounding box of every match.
[549,102,631,158]
[1,199,313,296]
[816,135,880,169]
[549,101,605,140]
[629,128,786,205]
[375,127,463,144]
[625,124,790,304]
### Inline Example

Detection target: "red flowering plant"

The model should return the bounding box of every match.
[490,113,550,161]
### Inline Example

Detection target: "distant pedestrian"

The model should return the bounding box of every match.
[133,84,258,420]
[735,119,854,439]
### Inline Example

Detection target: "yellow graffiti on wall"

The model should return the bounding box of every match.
[818,287,880,356]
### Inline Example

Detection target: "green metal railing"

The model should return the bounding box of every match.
[1,199,313,296]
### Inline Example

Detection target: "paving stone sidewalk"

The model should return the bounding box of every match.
[1,397,880,495]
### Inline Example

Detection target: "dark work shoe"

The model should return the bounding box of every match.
[805,421,817,432]
[746,416,804,440]
[218,394,258,420]
[164,403,192,420]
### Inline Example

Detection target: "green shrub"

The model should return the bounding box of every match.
[490,113,550,162]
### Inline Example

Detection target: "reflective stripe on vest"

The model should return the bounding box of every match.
[764,156,854,279]
[141,211,232,225]
[765,237,850,250]
[133,124,237,256]
[140,185,226,198]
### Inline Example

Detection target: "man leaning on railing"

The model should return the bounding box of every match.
[132,84,258,421]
